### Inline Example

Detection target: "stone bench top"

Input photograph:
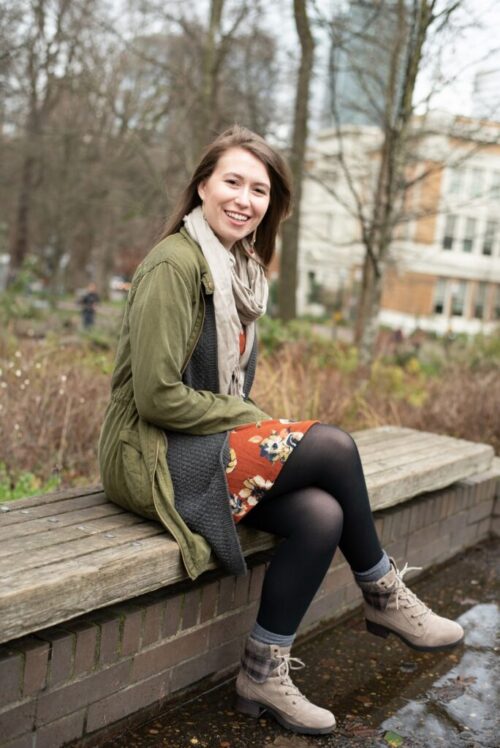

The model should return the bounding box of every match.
[0,426,495,645]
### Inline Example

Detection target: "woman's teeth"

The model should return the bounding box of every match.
[225,211,249,222]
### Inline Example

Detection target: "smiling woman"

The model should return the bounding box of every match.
[197,148,271,250]
[98,124,464,738]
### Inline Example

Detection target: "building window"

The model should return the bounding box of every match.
[469,168,484,198]
[450,280,466,316]
[462,218,476,253]
[442,215,457,250]
[433,278,446,314]
[482,220,497,256]
[495,286,500,320]
[448,167,464,195]
[474,282,486,319]
[491,171,500,199]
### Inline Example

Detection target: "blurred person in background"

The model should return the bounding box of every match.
[79,282,100,329]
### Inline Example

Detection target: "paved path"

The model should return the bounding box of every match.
[102,539,499,748]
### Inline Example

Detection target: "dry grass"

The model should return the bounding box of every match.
[404,366,500,453]
[1,332,499,493]
[253,342,500,455]
[0,335,111,486]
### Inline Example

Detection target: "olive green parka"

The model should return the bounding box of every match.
[98,229,270,579]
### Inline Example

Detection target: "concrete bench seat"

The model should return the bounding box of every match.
[0,426,495,645]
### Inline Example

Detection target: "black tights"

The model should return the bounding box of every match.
[240,424,383,635]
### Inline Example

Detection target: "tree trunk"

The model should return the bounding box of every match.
[197,0,225,152]
[354,128,393,345]
[9,147,36,272]
[353,0,434,363]
[357,252,384,364]
[278,0,314,321]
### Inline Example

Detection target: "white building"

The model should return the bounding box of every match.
[298,113,500,335]
[472,69,500,122]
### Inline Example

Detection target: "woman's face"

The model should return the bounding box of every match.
[197,147,271,250]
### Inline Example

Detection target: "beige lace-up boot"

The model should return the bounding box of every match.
[235,637,335,735]
[359,558,464,651]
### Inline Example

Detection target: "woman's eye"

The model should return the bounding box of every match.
[225,179,238,186]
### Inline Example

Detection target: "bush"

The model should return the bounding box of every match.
[253,341,500,454]
[0,462,60,503]
[257,316,316,352]
[1,323,499,498]
[0,335,113,488]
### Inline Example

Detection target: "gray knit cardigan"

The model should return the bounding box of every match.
[165,292,258,577]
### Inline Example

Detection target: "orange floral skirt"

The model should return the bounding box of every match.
[226,419,318,522]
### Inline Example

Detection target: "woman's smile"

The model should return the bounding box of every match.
[225,210,251,224]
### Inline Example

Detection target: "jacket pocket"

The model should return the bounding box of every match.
[118,428,155,518]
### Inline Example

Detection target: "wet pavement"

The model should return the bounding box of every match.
[102,539,499,748]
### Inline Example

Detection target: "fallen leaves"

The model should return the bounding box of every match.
[354,694,373,707]
[343,714,378,738]
[271,736,311,747]
[383,730,404,746]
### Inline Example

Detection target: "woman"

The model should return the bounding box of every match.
[99,125,463,736]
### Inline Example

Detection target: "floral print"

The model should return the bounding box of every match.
[249,428,305,464]
[240,475,274,502]
[226,447,237,473]
[226,419,318,522]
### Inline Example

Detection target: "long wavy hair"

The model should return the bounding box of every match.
[160,125,293,267]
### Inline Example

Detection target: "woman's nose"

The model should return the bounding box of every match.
[235,186,250,207]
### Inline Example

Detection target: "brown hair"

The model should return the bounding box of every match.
[160,124,293,266]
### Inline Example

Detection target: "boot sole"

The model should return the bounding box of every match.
[366,618,464,652]
[235,695,335,735]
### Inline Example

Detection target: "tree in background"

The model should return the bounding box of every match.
[6,0,101,273]
[278,0,315,322]
[128,0,281,168]
[1,0,282,294]
[311,0,499,363]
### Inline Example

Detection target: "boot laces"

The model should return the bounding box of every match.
[394,562,430,619]
[276,654,308,700]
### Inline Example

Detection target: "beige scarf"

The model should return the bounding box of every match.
[183,206,268,396]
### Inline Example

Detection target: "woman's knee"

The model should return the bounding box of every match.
[309,423,360,466]
[297,488,344,545]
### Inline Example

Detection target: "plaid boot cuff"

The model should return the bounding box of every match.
[241,637,276,683]
[361,587,392,611]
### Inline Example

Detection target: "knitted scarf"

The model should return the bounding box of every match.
[183,206,268,396]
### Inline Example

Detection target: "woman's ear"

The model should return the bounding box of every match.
[197,181,206,201]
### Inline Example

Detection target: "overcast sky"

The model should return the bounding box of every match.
[415,0,500,117]
[114,0,500,123]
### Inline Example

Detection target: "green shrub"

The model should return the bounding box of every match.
[258,317,359,373]
[0,258,46,327]
[258,316,315,352]
[0,462,60,503]
[369,357,429,407]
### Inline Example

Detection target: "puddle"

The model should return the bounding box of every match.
[380,604,499,748]
[101,539,499,748]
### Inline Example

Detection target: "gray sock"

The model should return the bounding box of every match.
[354,550,391,584]
[251,621,295,648]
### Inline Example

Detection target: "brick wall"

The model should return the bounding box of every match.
[380,269,436,316]
[411,159,443,246]
[0,470,498,748]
